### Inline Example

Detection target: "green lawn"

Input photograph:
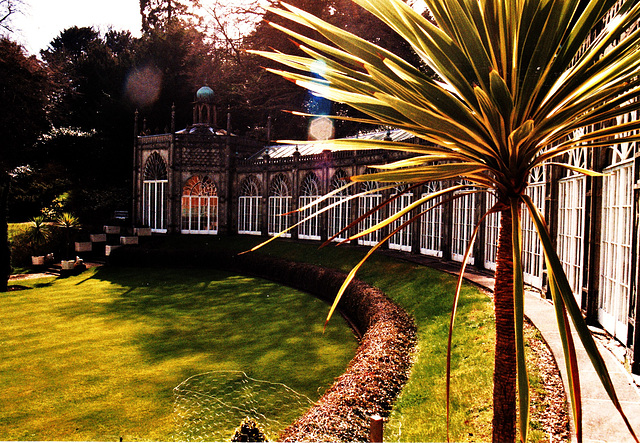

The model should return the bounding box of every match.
[153,235,498,441]
[0,266,357,441]
[2,235,556,442]
[240,238,497,442]
[194,236,552,442]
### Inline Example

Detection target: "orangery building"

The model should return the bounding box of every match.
[134,63,639,375]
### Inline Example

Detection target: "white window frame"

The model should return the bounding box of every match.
[143,179,168,233]
[598,160,634,342]
[181,195,218,234]
[268,175,292,238]
[420,183,444,257]
[358,193,381,246]
[327,196,350,242]
[238,196,262,235]
[298,174,321,241]
[452,188,476,265]
[483,168,545,288]
[522,167,546,288]
[268,196,292,237]
[483,192,499,271]
[389,190,413,252]
[557,175,586,303]
[238,177,262,235]
[181,176,218,235]
[327,171,351,242]
[142,153,168,233]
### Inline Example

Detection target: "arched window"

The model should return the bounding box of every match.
[298,173,321,240]
[181,175,218,234]
[268,174,291,237]
[238,176,262,235]
[327,170,351,242]
[143,153,168,232]
[357,176,381,246]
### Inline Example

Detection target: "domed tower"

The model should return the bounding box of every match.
[193,85,217,127]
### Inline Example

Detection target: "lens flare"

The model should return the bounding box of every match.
[308,116,334,141]
[125,66,162,108]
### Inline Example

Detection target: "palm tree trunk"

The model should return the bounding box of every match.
[492,205,516,442]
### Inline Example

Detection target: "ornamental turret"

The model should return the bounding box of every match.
[193,85,217,127]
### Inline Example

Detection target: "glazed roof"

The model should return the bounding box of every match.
[250,128,415,159]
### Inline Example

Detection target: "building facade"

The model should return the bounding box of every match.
[135,72,639,373]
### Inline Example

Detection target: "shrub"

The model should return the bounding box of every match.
[230,417,267,442]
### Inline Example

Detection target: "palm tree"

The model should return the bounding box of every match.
[250,0,640,441]
[55,212,80,260]
[26,216,51,255]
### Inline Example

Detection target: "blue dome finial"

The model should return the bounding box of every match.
[196,85,215,103]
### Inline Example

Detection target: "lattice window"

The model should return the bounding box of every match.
[358,179,381,246]
[451,181,476,265]
[268,174,291,237]
[181,176,218,234]
[558,173,585,302]
[613,109,637,166]
[389,184,412,252]
[598,161,634,342]
[484,191,499,271]
[482,166,545,287]
[327,170,351,242]
[238,176,262,235]
[144,152,168,180]
[420,182,443,257]
[142,153,168,232]
[299,173,321,240]
[523,166,545,288]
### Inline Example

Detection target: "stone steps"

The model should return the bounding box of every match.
[74,225,153,258]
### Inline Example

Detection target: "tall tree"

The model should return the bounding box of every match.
[140,0,202,33]
[38,27,137,223]
[250,0,640,441]
[0,37,50,290]
[132,24,212,131]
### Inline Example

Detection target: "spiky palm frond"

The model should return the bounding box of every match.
[250,0,640,441]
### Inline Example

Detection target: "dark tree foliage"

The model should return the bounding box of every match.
[239,0,426,140]
[41,27,136,134]
[132,23,214,132]
[37,27,137,224]
[140,0,201,33]
[0,37,50,290]
[0,39,50,165]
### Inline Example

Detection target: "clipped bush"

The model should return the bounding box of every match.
[230,417,267,442]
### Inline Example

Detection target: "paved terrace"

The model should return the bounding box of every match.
[383,250,640,443]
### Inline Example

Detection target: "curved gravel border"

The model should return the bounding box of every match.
[110,249,418,442]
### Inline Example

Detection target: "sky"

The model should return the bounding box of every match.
[9,0,429,57]
[11,0,143,56]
